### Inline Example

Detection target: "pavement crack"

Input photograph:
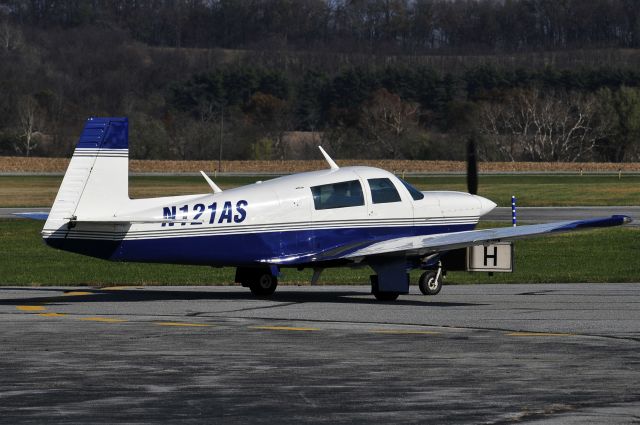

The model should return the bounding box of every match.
[186,301,302,316]
[517,290,555,296]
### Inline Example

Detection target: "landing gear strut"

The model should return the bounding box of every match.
[419,264,443,296]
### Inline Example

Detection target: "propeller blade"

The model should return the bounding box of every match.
[467,137,478,195]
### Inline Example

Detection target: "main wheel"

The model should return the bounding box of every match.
[419,270,442,295]
[249,273,278,297]
[373,292,400,301]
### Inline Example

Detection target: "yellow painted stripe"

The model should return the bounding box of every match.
[507,332,574,337]
[64,291,93,296]
[101,286,133,290]
[371,330,440,335]
[16,305,46,312]
[79,317,127,323]
[38,313,66,317]
[251,326,320,332]
[154,322,213,327]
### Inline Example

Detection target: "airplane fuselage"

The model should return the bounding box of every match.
[43,166,496,267]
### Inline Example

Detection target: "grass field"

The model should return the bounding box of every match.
[1,174,639,207]
[2,219,638,286]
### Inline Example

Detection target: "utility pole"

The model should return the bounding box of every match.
[217,103,223,172]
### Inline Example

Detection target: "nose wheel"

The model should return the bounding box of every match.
[419,269,442,296]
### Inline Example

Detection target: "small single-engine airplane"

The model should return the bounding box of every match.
[24,117,632,300]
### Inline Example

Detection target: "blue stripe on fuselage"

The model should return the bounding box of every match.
[44,224,476,266]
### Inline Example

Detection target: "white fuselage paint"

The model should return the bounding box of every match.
[43,166,495,242]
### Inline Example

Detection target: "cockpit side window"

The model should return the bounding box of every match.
[399,178,425,200]
[368,178,401,204]
[311,180,364,210]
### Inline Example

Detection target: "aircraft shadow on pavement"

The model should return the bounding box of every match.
[0,287,484,308]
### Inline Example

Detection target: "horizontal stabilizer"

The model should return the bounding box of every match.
[14,212,50,221]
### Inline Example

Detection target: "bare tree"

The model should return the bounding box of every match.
[359,88,420,158]
[244,92,291,159]
[0,17,22,52]
[16,96,43,157]
[478,89,602,162]
[476,100,518,161]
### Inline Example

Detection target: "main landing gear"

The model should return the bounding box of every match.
[236,267,278,297]
[372,290,400,301]
[368,258,446,301]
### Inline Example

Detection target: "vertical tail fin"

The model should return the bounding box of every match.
[44,117,129,230]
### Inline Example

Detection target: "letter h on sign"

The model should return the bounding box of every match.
[483,246,498,267]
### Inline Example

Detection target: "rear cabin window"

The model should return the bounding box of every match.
[399,178,425,200]
[368,178,401,204]
[311,180,364,210]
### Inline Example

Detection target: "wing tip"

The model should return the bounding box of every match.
[618,215,633,225]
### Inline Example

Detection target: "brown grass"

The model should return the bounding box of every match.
[1,156,639,174]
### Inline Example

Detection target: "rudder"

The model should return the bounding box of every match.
[44,117,130,230]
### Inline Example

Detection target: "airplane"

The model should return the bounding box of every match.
[21,117,633,301]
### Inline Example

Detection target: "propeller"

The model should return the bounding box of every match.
[466,136,478,195]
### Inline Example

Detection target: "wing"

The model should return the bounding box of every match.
[340,215,632,261]
[262,215,632,265]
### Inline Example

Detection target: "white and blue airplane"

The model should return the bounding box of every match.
[26,117,632,300]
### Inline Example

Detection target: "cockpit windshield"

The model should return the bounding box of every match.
[399,178,425,200]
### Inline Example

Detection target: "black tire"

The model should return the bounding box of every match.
[249,273,278,297]
[373,292,400,301]
[419,270,442,296]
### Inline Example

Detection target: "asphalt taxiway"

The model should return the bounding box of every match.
[1,283,639,424]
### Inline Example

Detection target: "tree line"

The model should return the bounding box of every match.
[4,0,640,53]
[1,1,640,162]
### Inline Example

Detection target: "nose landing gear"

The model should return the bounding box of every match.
[419,264,443,296]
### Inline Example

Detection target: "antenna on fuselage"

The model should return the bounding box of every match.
[318,146,339,170]
[200,170,223,193]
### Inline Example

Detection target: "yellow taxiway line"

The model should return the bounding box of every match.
[16,305,46,312]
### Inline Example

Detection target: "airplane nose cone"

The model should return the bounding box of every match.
[474,195,497,215]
